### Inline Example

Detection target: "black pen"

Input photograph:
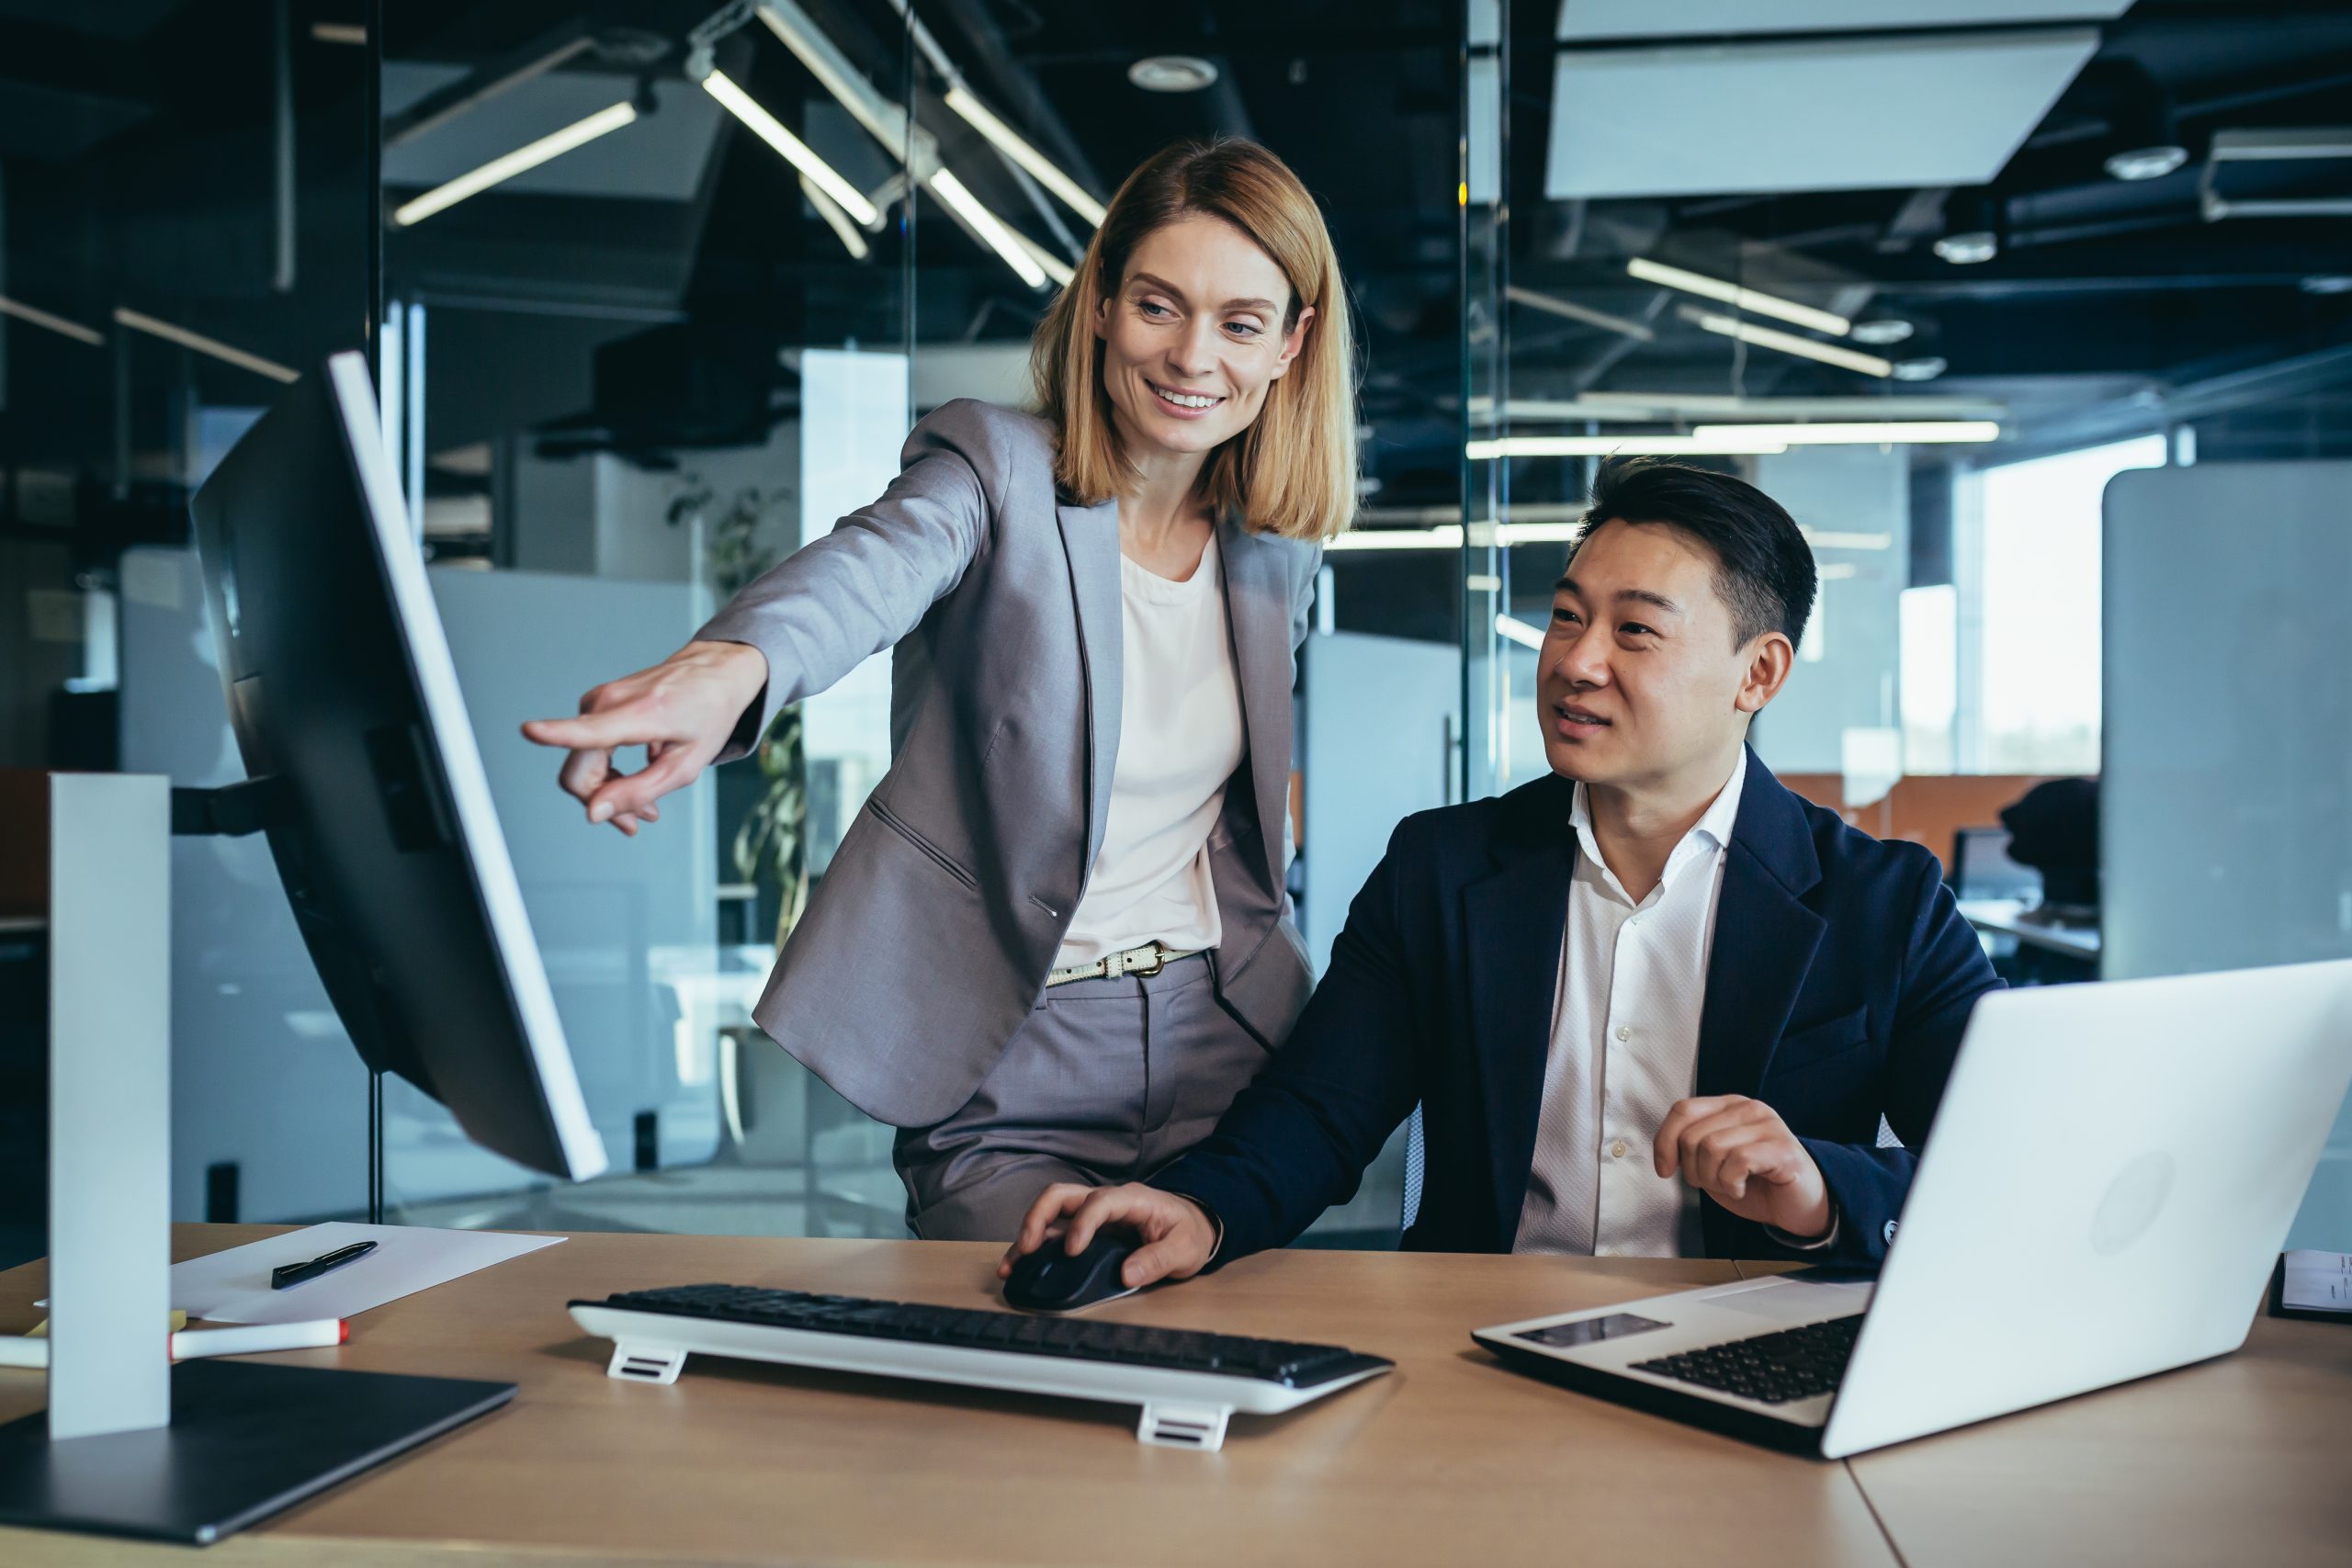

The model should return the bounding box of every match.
[270,1239,379,1290]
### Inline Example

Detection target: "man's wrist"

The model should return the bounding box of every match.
[1765,1207,1841,1252]
[1170,1193,1224,1263]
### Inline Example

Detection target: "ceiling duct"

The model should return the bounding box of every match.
[2199,128,2352,220]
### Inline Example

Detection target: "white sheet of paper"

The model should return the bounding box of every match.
[2281,1250,2352,1313]
[164,1223,563,1325]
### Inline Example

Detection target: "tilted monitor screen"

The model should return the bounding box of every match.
[187,352,606,1183]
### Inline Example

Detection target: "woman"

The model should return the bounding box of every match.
[523,138,1355,1241]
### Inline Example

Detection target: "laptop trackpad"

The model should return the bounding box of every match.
[1710,1279,1873,1320]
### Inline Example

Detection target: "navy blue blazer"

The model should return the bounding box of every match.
[1157,750,2001,1269]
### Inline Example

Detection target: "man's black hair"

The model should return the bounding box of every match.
[1565,457,1818,649]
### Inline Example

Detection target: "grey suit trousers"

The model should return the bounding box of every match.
[895,953,1267,1241]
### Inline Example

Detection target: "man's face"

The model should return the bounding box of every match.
[1538,519,1780,792]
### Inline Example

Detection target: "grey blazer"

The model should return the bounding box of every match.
[696,399,1322,1127]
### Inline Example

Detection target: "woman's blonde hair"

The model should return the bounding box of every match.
[1028,138,1356,542]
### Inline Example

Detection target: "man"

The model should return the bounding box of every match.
[1001,457,2000,1289]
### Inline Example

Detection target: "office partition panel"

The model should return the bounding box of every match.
[2104,462,2352,1247]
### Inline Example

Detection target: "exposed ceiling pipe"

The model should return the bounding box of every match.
[271,0,293,293]
[926,0,1107,198]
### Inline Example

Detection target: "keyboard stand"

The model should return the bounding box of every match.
[606,1344,690,1385]
[1136,1402,1229,1450]
[599,1336,1243,1448]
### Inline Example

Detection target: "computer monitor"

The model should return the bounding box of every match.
[1950,825,2042,904]
[187,352,607,1182]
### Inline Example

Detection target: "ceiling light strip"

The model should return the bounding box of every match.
[944,87,1106,227]
[113,309,298,382]
[752,3,1052,289]
[1627,257,1851,336]
[1012,230,1076,288]
[1327,522,1594,553]
[800,176,871,259]
[0,294,105,346]
[1468,434,1790,458]
[702,71,880,227]
[1692,421,1999,445]
[390,99,639,226]
[1690,311,1893,378]
[925,170,1047,288]
[1495,614,1546,650]
[1505,285,1655,342]
[1325,526,1464,551]
[757,0,907,151]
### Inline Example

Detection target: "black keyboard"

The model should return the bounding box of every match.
[1631,1314,1863,1405]
[574,1284,1392,1390]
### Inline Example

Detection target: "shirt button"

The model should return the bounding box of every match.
[1610,1138,1629,1159]
[1615,1026,1631,1043]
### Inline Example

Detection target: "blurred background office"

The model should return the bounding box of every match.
[3,0,2348,1269]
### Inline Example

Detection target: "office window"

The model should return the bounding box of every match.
[1898,584,1958,775]
[1966,434,2166,773]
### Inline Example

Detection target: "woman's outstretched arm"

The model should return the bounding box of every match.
[522,403,1002,832]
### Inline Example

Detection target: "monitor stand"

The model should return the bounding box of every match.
[0,1360,514,1545]
[0,773,515,1545]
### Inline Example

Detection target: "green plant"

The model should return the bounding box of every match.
[674,473,810,951]
[734,705,808,951]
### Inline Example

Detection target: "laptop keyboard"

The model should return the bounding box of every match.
[1631,1314,1864,1405]
[576,1284,1391,1389]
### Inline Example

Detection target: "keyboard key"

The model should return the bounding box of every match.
[1632,1315,1861,1404]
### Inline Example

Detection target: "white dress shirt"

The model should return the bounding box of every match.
[1514,751,1749,1258]
[1055,532,1245,966]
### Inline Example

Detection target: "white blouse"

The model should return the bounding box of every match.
[1054,531,1246,966]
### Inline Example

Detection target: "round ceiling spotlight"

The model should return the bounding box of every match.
[1935,189,2003,266]
[1892,356,1949,382]
[1128,56,1220,93]
[1849,317,1915,345]
[2103,143,2188,182]
[2301,274,2352,296]
[1933,231,1998,265]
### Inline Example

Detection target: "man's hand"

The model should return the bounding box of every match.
[998,1183,1218,1292]
[520,640,768,836]
[1654,1095,1833,1240]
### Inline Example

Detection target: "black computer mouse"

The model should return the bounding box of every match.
[1002,1228,1142,1313]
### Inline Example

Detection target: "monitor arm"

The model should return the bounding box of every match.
[170,775,295,839]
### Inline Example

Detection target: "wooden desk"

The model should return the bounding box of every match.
[1956,897,2102,963]
[1,1226,2341,1566]
[1848,1314,2352,1568]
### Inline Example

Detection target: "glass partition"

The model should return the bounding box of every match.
[371,3,917,1236]
[0,6,376,1263]
[12,2,2347,1261]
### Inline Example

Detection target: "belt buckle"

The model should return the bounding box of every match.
[1128,943,1167,978]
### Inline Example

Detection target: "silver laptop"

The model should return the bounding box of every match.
[1473,959,2352,1458]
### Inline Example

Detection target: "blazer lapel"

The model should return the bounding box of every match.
[1695,753,1826,1097]
[1056,495,1123,874]
[1216,516,1295,895]
[1464,779,1575,1246]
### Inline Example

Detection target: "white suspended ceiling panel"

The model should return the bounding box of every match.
[1555,0,2132,40]
[1546,28,2101,199]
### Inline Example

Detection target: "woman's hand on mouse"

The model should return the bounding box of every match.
[1000,1183,1218,1290]
[520,640,768,836]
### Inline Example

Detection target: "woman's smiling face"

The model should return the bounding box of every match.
[1093,213,1314,466]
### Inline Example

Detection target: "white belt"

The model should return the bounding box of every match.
[1045,941,1198,987]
